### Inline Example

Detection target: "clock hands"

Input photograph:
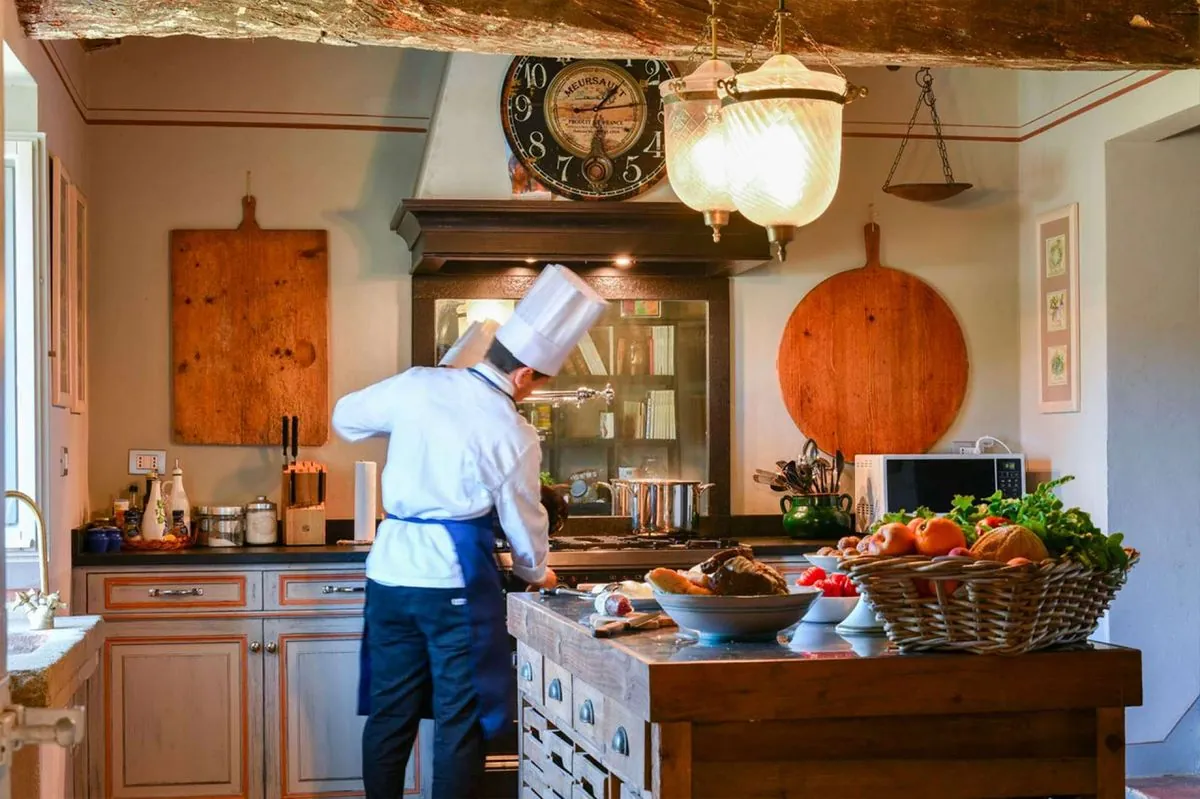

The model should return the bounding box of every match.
[570,101,643,115]
[592,85,619,112]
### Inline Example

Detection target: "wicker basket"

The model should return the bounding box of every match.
[121,533,196,551]
[838,553,1138,655]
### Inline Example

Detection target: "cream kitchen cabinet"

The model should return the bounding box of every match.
[76,564,432,799]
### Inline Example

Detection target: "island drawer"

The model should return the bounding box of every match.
[87,571,261,614]
[572,752,609,799]
[522,757,548,798]
[266,570,366,609]
[517,641,544,704]
[542,658,574,727]
[539,747,572,798]
[544,728,575,775]
[570,677,606,750]
[599,699,646,790]
[619,783,641,799]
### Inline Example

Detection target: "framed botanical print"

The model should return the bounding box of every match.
[1037,203,1080,413]
[70,186,88,414]
[49,155,72,409]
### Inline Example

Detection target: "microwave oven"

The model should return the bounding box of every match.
[852,453,1026,531]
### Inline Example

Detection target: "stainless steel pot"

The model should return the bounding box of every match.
[600,479,716,535]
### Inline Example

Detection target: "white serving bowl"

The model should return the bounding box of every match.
[803,554,841,572]
[801,594,860,624]
[654,588,820,644]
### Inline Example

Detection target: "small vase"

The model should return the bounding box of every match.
[26,606,55,630]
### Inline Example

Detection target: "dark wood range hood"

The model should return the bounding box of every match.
[392,199,771,276]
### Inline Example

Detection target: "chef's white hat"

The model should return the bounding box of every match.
[496,264,607,376]
[439,319,499,369]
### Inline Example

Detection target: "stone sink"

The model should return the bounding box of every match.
[7,630,51,657]
[6,615,104,708]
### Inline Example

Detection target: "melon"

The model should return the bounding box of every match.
[969,525,1049,563]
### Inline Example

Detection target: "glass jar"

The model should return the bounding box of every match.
[244,496,278,545]
[196,506,245,547]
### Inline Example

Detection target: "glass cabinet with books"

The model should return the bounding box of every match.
[413,275,730,517]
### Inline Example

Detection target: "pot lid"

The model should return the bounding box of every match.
[245,496,277,512]
[197,505,245,516]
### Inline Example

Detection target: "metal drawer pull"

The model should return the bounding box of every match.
[520,663,534,682]
[578,699,595,725]
[547,678,563,702]
[611,726,629,756]
[147,588,204,597]
[321,585,366,594]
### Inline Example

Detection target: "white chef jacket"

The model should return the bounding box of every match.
[331,362,549,588]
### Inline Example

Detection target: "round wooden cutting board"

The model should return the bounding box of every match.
[776,223,968,459]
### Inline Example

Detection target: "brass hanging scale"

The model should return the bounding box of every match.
[882,68,972,202]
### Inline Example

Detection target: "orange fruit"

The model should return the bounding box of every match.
[915,517,967,557]
[875,523,917,556]
[907,517,928,534]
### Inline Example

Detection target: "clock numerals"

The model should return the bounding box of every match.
[557,154,575,183]
[621,156,642,184]
[528,130,547,161]
[643,131,663,159]
[513,93,533,123]
[523,62,548,91]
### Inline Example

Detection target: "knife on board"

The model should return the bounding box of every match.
[592,612,671,638]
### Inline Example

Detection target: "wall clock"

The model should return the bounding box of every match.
[501,56,677,201]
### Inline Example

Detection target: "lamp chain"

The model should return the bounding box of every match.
[883,68,957,190]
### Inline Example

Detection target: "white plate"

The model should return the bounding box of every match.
[804,554,841,572]
[801,595,860,624]
[655,588,820,643]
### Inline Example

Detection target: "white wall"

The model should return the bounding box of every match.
[1016,68,1200,754]
[2,5,90,614]
[85,38,447,517]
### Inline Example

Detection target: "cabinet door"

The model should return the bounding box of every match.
[103,619,264,799]
[263,617,432,798]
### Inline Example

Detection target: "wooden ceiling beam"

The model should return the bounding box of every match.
[16,0,1200,69]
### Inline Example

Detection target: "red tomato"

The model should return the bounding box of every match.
[974,515,1011,536]
[797,567,826,587]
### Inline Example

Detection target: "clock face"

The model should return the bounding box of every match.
[501,56,676,201]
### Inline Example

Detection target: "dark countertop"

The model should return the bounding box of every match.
[72,537,822,568]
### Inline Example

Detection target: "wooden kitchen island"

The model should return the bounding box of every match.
[508,593,1142,799]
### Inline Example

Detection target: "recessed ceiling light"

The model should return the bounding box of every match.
[613,256,634,268]
[524,258,537,264]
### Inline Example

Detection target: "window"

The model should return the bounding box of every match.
[5,136,45,593]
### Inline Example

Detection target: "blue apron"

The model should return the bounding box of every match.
[357,366,518,741]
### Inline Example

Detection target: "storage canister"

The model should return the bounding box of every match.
[244,496,279,545]
[196,506,245,547]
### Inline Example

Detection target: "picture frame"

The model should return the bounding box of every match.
[619,299,661,318]
[69,185,88,414]
[1037,203,1080,413]
[49,155,72,409]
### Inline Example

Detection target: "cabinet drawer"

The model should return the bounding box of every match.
[620,783,641,799]
[540,753,572,798]
[523,758,548,797]
[522,786,543,799]
[572,752,609,799]
[571,677,606,751]
[524,703,549,740]
[87,572,260,614]
[542,658,574,727]
[517,641,544,704]
[266,570,366,609]
[600,699,647,791]
[544,729,574,776]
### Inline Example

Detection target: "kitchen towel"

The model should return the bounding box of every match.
[354,461,379,542]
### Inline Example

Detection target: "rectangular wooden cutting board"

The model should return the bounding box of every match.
[171,195,329,446]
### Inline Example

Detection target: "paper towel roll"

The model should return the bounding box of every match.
[354,461,379,542]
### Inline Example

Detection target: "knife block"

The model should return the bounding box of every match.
[283,506,326,546]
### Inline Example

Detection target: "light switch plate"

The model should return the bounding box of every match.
[129,450,167,474]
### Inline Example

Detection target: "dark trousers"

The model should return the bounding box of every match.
[362,579,484,799]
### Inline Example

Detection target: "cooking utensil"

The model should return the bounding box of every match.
[592,611,667,638]
[281,415,289,464]
[539,586,592,600]
[291,415,299,465]
[605,479,716,535]
[834,450,845,490]
[777,223,969,459]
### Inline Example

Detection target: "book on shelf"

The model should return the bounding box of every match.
[618,390,676,440]
[648,325,675,376]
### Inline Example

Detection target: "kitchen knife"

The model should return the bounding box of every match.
[282,415,289,466]
[291,415,299,465]
[539,586,592,599]
[592,612,666,638]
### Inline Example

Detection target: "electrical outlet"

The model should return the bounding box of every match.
[60,447,69,478]
[953,440,979,455]
[129,449,167,475]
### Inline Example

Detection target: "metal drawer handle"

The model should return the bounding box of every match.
[147,588,203,598]
[611,726,629,756]
[322,585,365,594]
[578,699,595,725]
[520,663,534,682]
[547,678,563,702]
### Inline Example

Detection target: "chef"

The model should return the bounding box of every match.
[332,264,607,799]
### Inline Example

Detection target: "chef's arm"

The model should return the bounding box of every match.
[331,374,406,442]
[494,442,550,585]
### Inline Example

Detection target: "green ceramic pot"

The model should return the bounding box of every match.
[780,493,854,539]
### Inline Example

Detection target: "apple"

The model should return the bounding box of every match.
[874,522,918,556]
[947,547,972,558]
